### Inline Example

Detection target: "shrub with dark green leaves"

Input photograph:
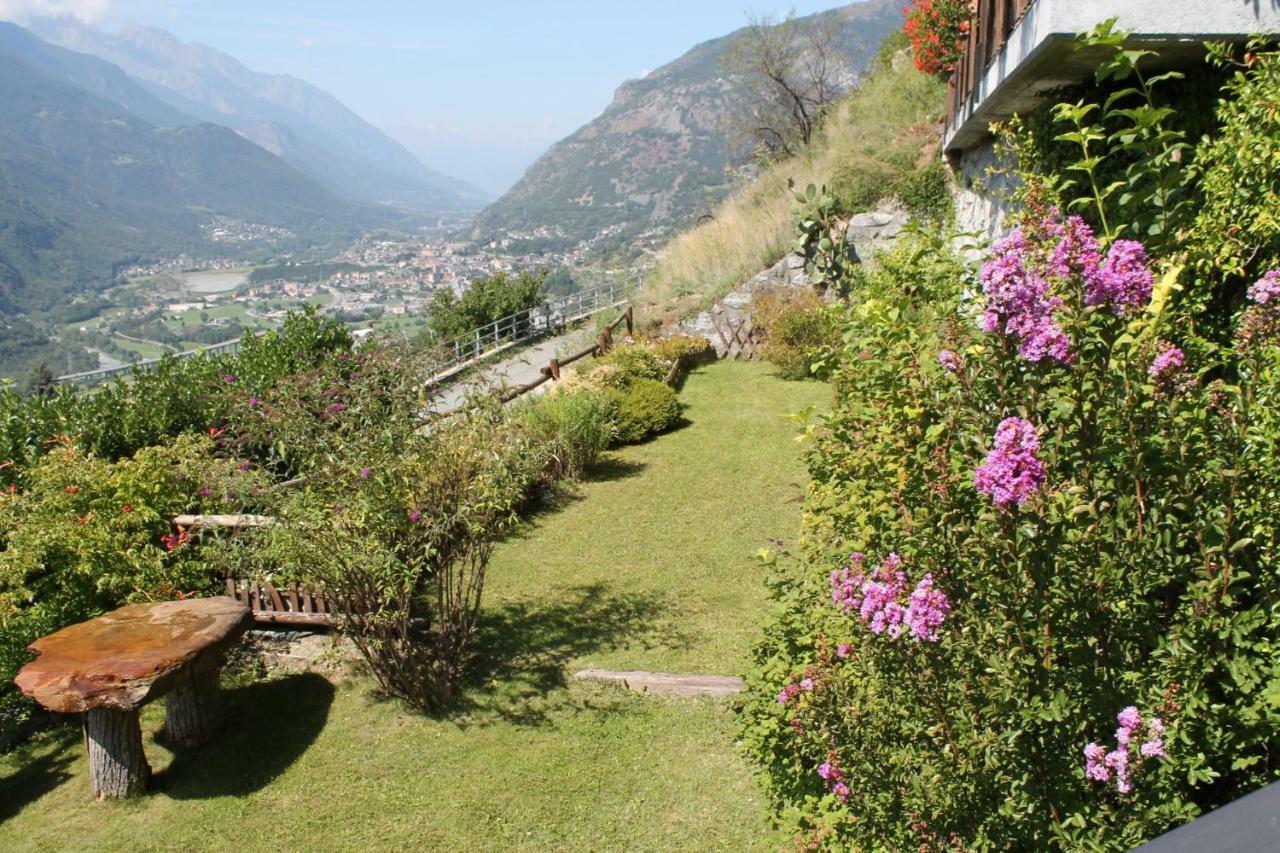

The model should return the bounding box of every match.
[743,211,1280,848]
[602,378,681,444]
[0,309,352,487]
[0,434,257,739]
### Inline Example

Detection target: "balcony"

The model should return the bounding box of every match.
[945,0,1280,154]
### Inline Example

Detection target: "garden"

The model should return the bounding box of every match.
[738,26,1280,851]
[0,283,827,846]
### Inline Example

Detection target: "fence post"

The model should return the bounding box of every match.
[549,358,560,380]
[625,306,634,336]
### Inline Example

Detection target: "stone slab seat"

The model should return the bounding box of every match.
[15,597,252,799]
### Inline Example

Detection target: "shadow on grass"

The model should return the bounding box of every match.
[0,726,78,820]
[154,673,334,799]
[462,582,692,726]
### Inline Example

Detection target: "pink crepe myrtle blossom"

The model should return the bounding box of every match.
[1085,704,1168,794]
[1088,240,1153,315]
[975,417,1046,510]
[1247,270,1280,305]
[980,231,1072,364]
[831,552,951,643]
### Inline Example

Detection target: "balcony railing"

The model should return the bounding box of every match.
[945,0,1038,137]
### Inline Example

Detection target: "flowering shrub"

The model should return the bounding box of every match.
[0,434,258,737]
[742,215,1280,848]
[754,290,841,380]
[903,0,972,79]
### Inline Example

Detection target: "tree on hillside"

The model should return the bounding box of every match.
[424,270,547,344]
[723,12,849,160]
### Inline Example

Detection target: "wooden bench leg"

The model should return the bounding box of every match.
[84,707,150,799]
[163,663,224,749]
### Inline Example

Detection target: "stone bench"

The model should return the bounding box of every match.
[14,597,252,799]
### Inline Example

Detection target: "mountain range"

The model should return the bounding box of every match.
[0,21,383,315]
[469,0,903,258]
[26,17,490,213]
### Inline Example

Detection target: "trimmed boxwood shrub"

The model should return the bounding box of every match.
[602,378,681,443]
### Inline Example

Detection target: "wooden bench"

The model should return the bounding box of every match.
[14,597,252,799]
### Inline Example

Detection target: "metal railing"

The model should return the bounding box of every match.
[424,280,630,386]
[55,332,266,386]
[55,280,630,388]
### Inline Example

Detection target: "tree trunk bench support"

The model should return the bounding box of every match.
[14,597,252,800]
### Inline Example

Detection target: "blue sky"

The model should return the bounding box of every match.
[0,0,858,192]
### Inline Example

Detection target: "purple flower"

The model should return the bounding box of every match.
[248,396,260,407]
[1148,344,1185,379]
[1248,270,1280,305]
[938,349,962,374]
[1084,743,1110,782]
[359,467,372,479]
[1089,240,1153,315]
[799,677,815,692]
[905,573,951,643]
[831,782,850,802]
[817,762,834,781]
[1085,703,1167,794]
[337,353,351,362]
[223,374,237,384]
[836,644,851,660]
[409,510,422,523]
[328,402,347,414]
[1049,215,1103,286]
[974,417,1047,510]
[831,552,949,644]
[197,486,213,498]
[981,231,1073,364]
[1140,738,1166,759]
[238,461,252,472]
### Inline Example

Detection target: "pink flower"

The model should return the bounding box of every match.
[938,349,962,373]
[1247,270,1280,304]
[1089,240,1153,315]
[836,644,851,659]
[975,417,1046,510]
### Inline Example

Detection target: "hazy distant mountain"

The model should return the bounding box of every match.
[27,17,491,213]
[471,0,901,256]
[0,33,372,314]
[386,124,556,199]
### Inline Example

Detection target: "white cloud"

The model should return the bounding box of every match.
[0,0,112,23]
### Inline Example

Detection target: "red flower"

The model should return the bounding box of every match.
[121,504,133,514]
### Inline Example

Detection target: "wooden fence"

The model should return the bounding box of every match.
[225,577,347,627]
[945,0,1037,134]
[710,315,762,361]
[496,306,634,404]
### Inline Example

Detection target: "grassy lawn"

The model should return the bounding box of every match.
[0,361,826,851]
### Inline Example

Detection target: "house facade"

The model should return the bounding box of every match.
[945,0,1280,236]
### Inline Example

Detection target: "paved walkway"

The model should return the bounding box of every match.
[430,326,596,413]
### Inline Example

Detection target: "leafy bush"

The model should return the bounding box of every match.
[518,388,617,481]
[424,270,546,343]
[602,379,682,444]
[744,200,1280,847]
[829,155,900,215]
[253,399,546,712]
[754,291,840,380]
[588,345,668,388]
[0,309,352,487]
[895,161,953,224]
[650,335,715,365]
[0,434,255,737]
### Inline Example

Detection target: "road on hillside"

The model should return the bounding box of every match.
[430,325,597,413]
